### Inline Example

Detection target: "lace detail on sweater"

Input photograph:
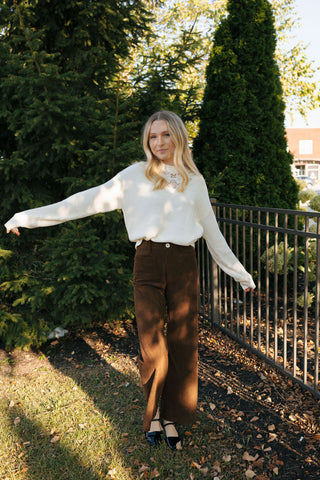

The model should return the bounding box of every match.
[162,164,182,189]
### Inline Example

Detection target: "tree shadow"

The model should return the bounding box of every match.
[2,327,148,480]
[5,407,102,480]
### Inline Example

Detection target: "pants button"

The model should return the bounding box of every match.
[165,243,170,248]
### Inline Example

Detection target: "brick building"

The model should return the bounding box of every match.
[286,128,320,180]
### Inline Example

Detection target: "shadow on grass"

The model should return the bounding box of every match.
[5,407,101,480]
[43,331,144,435]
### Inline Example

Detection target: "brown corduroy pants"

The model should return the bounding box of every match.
[133,240,199,432]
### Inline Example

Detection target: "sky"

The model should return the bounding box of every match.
[285,0,320,128]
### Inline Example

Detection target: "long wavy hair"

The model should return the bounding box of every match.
[142,111,200,192]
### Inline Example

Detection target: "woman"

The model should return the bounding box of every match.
[5,111,255,451]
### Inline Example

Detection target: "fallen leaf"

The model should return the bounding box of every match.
[14,417,20,426]
[268,424,275,431]
[107,468,117,476]
[273,467,279,475]
[271,455,284,466]
[151,468,160,478]
[250,416,259,422]
[223,454,232,462]
[245,468,256,478]
[268,433,277,442]
[139,465,149,473]
[243,452,259,462]
[227,386,233,395]
[191,461,201,470]
[252,458,264,469]
[50,434,61,444]
[209,402,216,411]
[9,400,15,408]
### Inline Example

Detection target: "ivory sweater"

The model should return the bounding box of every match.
[4,162,255,290]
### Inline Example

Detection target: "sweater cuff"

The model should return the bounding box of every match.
[4,217,18,232]
[240,275,256,290]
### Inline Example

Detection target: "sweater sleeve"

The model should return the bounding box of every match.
[196,178,255,291]
[4,174,123,231]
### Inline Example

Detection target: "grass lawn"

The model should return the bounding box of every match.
[0,350,241,480]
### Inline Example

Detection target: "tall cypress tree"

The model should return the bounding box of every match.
[0,0,150,348]
[193,0,298,209]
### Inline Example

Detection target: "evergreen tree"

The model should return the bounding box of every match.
[193,0,299,208]
[0,0,150,348]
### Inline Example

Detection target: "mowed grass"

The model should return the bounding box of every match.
[0,347,248,480]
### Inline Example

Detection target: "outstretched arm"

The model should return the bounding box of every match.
[5,174,123,234]
[201,208,255,291]
[195,176,255,291]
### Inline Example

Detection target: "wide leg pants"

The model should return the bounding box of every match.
[133,240,199,432]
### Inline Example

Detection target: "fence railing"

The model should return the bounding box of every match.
[197,200,320,399]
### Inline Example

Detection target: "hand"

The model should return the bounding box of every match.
[245,287,254,293]
[6,227,20,236]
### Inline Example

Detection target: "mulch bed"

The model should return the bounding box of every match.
[198,322,320,480]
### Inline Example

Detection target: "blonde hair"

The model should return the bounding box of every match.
[142,111,200,192]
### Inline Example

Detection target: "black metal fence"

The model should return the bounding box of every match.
[197,200,320,399]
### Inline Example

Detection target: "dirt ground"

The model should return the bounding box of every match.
[1,319,319,479]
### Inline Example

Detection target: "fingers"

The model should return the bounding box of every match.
[6,228,20,236]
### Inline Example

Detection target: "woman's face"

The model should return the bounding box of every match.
[149,120,176,165]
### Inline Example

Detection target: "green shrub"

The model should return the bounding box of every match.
[295,179,308,191]
[298,189,317,203]
[260,241,294,275]
[261,237,318,308]
[309,195,320,212]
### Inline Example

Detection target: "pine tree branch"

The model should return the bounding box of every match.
[13,0,48,93]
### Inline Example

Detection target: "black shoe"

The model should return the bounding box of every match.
[162,422,182,451]
[145,418,163,447]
